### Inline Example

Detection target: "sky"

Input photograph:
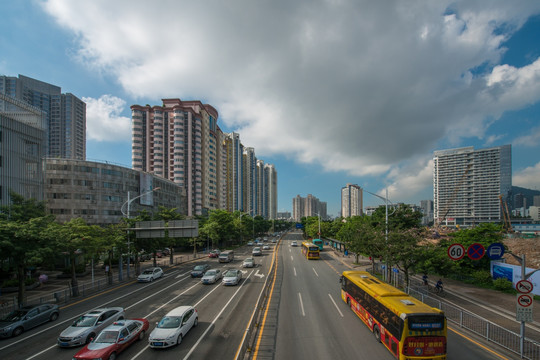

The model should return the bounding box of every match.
[2,0,540,218]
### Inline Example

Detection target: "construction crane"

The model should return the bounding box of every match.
[499,194,513,232]
[435,163,472,229]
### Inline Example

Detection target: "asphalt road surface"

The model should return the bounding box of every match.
[0,231,514,360]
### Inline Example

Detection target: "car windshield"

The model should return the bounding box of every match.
[95,330,119,343]
[157,316,181,329]
[244,259,253,262]
[73,315,98,327]
[205,270,216,276]
[193,265,205,271]
[1,310,27,322]
[225,270,237,277]
[142,269,153,275]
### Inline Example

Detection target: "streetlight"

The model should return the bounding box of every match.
[363,188,396,282]
[121,187,161,279]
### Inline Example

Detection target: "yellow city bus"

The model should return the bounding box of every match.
[340,271,447,360]
[301,242,320,259]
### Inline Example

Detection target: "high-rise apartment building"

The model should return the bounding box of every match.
[0,93,47,205]
[131,99,220,216]
[243,147,257,216]
[131,99,277,218]
[0,74,86,160]
[292,194,327,221]
[433,145,511,227]
[263,163,277,219]
[341,183,363,217]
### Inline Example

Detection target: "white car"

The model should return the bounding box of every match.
[252,247,262,256]
[242,257,255,268]
[137,267,163,282]
[201,269,222,284]
[148,306,198,348]
[291,241,298,247]
[222,269,242,286]
[58,307,125,347]
[262,245,270,250]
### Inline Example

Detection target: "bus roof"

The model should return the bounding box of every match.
[342,271,443,318]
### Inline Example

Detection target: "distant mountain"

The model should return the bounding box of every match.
[510,186,540,209]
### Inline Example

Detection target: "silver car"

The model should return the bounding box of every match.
[0,304,59,338]
[148,306,198,348]
[137,267,164,282]
[201,269,222,284]
[57,307,125,347]
[222,269,242,286]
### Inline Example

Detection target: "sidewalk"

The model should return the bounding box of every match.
[0,250,204,314]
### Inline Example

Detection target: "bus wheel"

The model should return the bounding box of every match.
[373,325,381,343]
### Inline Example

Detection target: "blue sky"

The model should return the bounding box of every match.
[2,1,540,217]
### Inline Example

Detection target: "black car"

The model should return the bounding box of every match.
[191,264,211,277]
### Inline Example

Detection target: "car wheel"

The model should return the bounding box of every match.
[150,277,154,282]
[138,330,145,341]
[194,317,198,327]
[86,333,95,344]
[373,325,381,343]
[109,352,117,360]
[177,333,183,346]
[12,327,23,337]
[49,312,59,321]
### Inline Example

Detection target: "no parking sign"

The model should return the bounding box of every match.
[467,243,485,260]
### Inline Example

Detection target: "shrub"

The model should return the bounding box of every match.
[1,278,36,288]
[471,270,493,286]
[493,278,515,292]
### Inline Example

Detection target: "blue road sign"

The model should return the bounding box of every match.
[295,223,304,229]
[487,243,505,260]
[467,243,485,260]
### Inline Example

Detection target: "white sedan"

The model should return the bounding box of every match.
[148,306,198,348]
[201,269,222,284]
[137,267,163,282]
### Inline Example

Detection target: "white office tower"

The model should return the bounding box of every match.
[341,184,363,217]
[433,145,511,227]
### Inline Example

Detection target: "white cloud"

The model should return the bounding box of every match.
[514,126,540,147]
[41,0,540,182]
[83,95,131,142]
[513,162,540,189]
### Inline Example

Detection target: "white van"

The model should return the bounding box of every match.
[219,250,234,263]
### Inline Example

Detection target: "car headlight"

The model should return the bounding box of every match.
[166,333,176,340]
[1,326,12,332]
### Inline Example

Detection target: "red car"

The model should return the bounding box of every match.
[72,318,149,360]
[209,250,221,258]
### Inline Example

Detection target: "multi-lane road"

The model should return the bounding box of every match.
[0,231,511,360]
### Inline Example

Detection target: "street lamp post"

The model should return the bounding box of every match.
[363,188,395,282]
[121,187,161,279]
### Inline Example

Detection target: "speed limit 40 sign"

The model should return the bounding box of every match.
[448,243,465,261]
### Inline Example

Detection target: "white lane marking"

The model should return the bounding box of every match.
[291,255,293,261]
[298,293,305,317]
[132,270,255,359]
[294,267,297,276]
[176,271,191,278]
[182,270,255,360]
[255,270,265,278]
[312,268,319,277]
[328,293,344,317]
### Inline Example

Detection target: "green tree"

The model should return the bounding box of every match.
[0,216,55,306]
[46,218,95,297]
[0,193,53,306]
